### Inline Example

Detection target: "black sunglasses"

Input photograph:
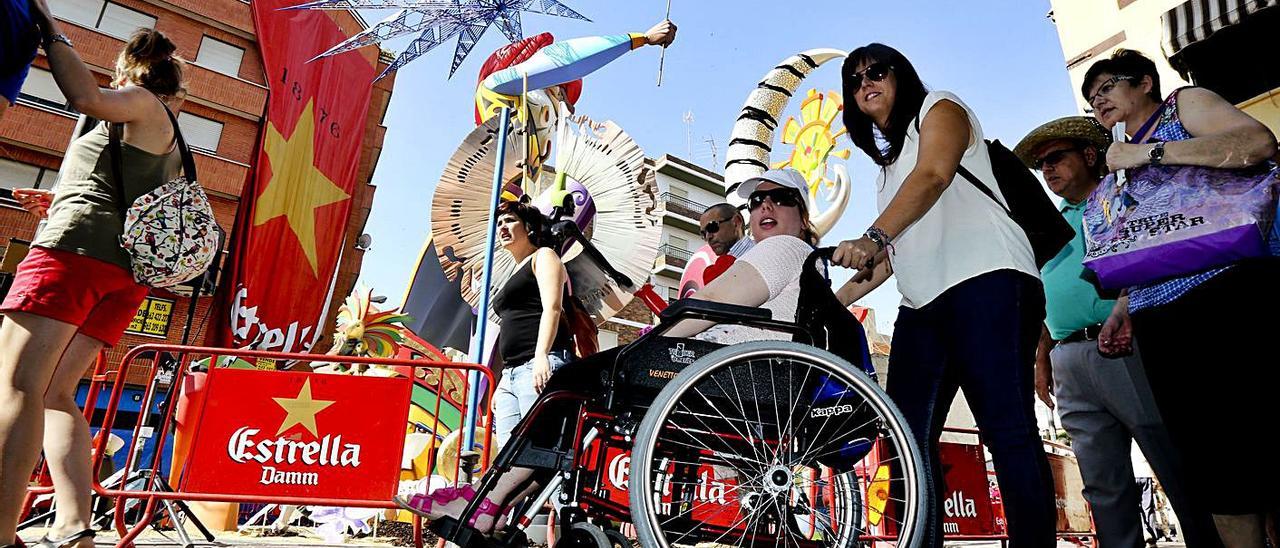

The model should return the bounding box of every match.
[747,188,802,211]
[700,216,735,237]
[1033,147,1081,171]
[846,62,893,90]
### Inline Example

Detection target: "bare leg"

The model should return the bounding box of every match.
[432,467,536,534]
[1214,513,1265,548]
[0,313,79,544]
[493,480,542,531]
[41,334,106,547]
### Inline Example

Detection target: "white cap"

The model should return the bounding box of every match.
[736,168,809,198]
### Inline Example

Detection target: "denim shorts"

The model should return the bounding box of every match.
[492,350,569,451]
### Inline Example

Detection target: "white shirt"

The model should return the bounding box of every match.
[698,235,813,345]
[877,91,1038,308]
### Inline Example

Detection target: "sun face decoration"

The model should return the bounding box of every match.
[774,89,851,200]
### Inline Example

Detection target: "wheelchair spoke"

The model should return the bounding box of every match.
[793,397,875,466]
[764,360,787,465]
[690,383,772,467]
[706,371,775,467]
[724,360,779,475]
[655,486,743,528]
[659,481,761,545]
[732,505,771,548]
[670,402,770,474]
[777,360,815,467]
[699,504,761,548]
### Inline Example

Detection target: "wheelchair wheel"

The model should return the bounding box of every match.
[603,528,630,548]
[628,341,926,547]
[554,522,611,548]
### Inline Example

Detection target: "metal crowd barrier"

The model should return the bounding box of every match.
[23,344,495,548]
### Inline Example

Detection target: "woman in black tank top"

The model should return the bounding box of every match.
[409,201,575,532]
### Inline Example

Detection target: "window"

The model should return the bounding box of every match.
[18,68,72,112]
[177,112,223,153]
[48,0,156,40]
[668,235,689,250]
[97,3,156,39]
[196,36,245,77]
[0,159,56,206]
[49,0,105,28]
[667,287,681,301]
[668,186,688,199]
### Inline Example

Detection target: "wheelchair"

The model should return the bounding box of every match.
[431,249,927,547]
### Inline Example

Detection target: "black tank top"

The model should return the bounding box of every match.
[493,258,574,365]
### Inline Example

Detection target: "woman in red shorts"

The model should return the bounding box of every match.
[0,4,187,545]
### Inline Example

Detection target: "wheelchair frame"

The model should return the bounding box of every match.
[430,297,921,548]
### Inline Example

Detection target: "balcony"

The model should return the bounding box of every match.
[661,192,709,221]
[659,244,693,270]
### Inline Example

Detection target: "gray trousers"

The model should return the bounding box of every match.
[1051,341,1219,548]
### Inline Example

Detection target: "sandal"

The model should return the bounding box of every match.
[36,529,95,547]
[393,484,477,518]
[466,497,504,529]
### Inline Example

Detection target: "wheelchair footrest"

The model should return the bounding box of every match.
[428,517,492,548]
[428,517,529,548]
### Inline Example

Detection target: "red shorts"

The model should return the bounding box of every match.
[1,246,148,346]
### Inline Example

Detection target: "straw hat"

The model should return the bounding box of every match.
[1013,116,1112,168]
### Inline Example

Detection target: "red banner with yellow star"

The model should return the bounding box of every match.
[214,2,375,351]
[182,368,411,500]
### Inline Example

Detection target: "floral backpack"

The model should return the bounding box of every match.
[108,104,219,288]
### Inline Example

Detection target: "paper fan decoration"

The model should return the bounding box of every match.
[430,115,661,323]
[528,115,663,320]
[430,118,524,313]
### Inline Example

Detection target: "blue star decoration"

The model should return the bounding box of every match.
[286,0,590,81]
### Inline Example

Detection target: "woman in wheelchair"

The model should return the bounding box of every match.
[398,169,926,547]
[396,169,821,524]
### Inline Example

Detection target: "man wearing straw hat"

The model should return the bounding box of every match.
[1014,117,1219,548]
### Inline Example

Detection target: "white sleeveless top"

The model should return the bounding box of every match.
[877,91,1037,309]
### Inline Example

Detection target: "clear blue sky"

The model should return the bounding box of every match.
[354,0,1080,334]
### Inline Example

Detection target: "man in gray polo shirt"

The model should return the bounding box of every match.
[1015,117,1218,548]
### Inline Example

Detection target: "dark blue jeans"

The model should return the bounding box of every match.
[887,269,1056,548]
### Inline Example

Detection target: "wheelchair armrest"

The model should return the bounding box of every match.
[658,298,772,324]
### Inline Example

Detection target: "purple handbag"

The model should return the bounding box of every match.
[1082,164,1279,289]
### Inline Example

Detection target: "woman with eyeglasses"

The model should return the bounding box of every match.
[397,168,824,535]
[1083,49,1278,547]
[830,43,1055,548]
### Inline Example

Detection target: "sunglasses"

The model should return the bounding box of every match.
[846,62,893,90]
[1032,147,1081,171]
[700,216,735,237]
[747,188,802,211]
[1087,75,1136,106]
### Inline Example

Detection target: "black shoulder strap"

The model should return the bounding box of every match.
[108,122,128,215]
[913,114,1012,216]
[955,163,1011,216]
[107,93,197,215]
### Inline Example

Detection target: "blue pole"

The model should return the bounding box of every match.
[464,106,511,454]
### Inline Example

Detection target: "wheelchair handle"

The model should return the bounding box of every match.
[806,247,837,274]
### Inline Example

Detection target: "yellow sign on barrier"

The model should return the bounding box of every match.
[125,296,174,338]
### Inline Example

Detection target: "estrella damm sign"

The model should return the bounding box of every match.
[182,368,411,501]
